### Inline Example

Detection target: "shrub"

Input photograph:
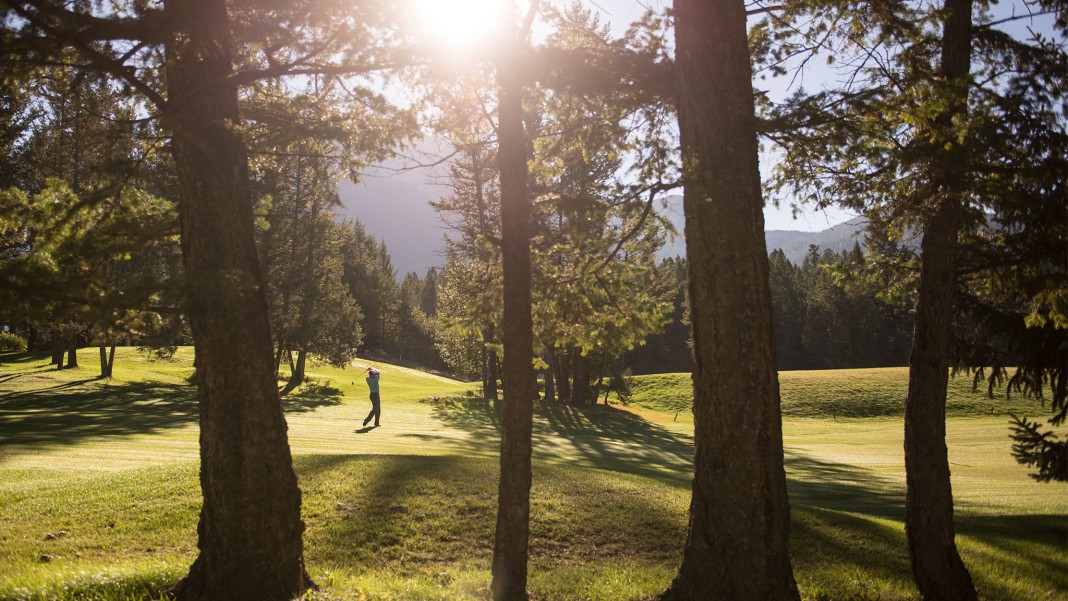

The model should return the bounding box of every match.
[0,332,28,352]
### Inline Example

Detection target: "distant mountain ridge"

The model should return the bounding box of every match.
[657,194,868,265]
[765,217,869,264]
[338,182,869,276]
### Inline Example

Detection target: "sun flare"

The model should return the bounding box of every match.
[410,0,504,50]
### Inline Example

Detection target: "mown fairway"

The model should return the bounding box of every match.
[0,349,1064,600]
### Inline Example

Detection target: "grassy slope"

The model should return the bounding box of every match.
[0,349,1064,601]
[627,367,1056,420]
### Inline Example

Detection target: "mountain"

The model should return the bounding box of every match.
[765,217,869,264]
[336,178,451,277]
[337,182,868,276]
[657,194,867,264]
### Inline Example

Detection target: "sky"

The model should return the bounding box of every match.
[349,0,859,237]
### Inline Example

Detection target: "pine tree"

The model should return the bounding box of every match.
[659,0,799,598]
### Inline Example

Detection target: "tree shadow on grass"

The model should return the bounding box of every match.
[956,513,1068,598]
[791,505,912,585]
[0,381,199,455]
[415,396,694,485]
[295,453,687,570]
[784,449,905,520]
[280,380,344,413]
[0,351,52,366]
[786,451,1067,598]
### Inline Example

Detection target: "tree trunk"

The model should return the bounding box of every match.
[290,349,307,386]
[904,1,977,599]
[481,341,491,398]
[163,0,310,598]
[592,352,609,403]
[488,346,501,403]
[99,345,115,378]
[274,341,285,379]
[66,339,78,369]
[660,0,799,599]
[551,347,570,402]
[51,339,65,368]
[541,345,558,402]
[490,2,535,597]
[571,349,592,405]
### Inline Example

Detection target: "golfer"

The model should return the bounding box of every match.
[362,367,382,427]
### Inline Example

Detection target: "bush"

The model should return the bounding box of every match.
[0,332,28,352]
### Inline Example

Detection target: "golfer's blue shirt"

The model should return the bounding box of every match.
[366,373,380,394]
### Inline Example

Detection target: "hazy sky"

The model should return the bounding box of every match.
[345,0,862,277]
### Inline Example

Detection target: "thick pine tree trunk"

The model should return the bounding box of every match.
[490,3,535,597]
[660,0,799,599]
[904,1,977,599]
[164,0,310,599]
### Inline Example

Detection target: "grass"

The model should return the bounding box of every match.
[627,367,1057,420]
[0,348,1065,600]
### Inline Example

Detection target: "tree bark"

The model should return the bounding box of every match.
[551,346,570,402]
[483,325,500,401]
[571,349,592,405]
[274,341,286,379]
[660,0,799,599]
[51,338,64,369]
[290,349,307,386]
[904,1,977,599]
[98,345,115,378]
[542,345,558,402]
[490,2,535,597]
[66,339,78,369]
[481,341,490,398]
[163,0,310,599]
[592,351,609,403]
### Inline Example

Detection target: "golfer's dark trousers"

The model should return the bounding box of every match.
[364,392,381,426]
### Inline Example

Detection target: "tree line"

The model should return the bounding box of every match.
[0,1,1064,601]
[624,244,916,374]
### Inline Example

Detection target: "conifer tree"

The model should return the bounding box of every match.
[659,0,799,598]
[756,0,1067,592]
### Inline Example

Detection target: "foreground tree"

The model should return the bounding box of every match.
[901,1,978,597]
[490,1,536,598]
[659,0,799,599]
[163,0,309,597]
[3,2,415,596]
[757,0,1066,593]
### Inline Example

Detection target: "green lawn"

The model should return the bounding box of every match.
[0,349,1064,600]
[627,367,1056,420]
